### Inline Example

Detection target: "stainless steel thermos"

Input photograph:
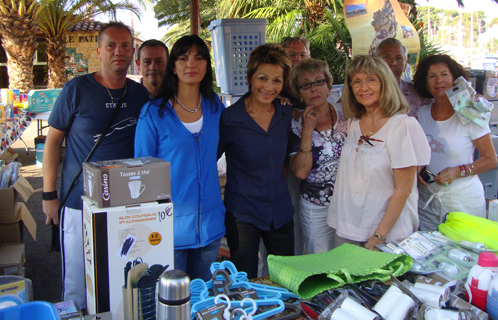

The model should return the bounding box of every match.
[157,270,191,319]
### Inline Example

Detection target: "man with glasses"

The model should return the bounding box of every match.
[280,36,311,108]
[280,36,311,258]
[374,38,432,117]
[281,36,310,67]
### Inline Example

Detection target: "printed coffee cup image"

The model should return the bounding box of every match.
[128,176,146,199]
[87,175,93,197]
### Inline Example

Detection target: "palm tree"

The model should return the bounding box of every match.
[306,9,352,84]
[153,0,216,46]
[36,0,140,89]
[0,0,44,94]
[217,0,351,82]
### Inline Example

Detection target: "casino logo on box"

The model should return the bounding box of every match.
[148,232,162,245]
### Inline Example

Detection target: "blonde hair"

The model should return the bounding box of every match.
[289,58,333,99]
[342,55,409,119]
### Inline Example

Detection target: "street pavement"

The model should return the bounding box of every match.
[10,119,62,303]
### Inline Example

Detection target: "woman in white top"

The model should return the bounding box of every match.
[413,54,497,231]
[327,55,431,250]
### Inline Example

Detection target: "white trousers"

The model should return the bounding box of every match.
[61,207,86,309]
[418,175,486,231]
[299,197,335,254]
[287,171,305,255]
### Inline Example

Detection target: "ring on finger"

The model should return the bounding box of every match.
[444,181,449,186]
[312,112,317,117]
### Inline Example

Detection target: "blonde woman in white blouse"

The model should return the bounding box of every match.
[327,55,431,250]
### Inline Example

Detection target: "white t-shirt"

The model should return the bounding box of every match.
[417,104,490,187]
[182,115,204,133]
[327,113,431,242]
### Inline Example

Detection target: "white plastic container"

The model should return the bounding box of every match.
[465,252,498,311]
[208,19,267,94]
[35,143,44,168]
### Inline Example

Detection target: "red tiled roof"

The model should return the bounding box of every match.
[68,21,102,32]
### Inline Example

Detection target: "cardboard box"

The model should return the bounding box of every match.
[83,157,171,208]
[0,175,34,222]
[489,199,498,222]
[0,277,31,304]
[27,88,62,113]
[0,243,25,276]
[0,148,20,165]
[0,202,37,243]
[82,197,174,319]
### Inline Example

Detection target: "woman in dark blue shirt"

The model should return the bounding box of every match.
[218,44,294,279]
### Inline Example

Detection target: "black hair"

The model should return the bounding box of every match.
[98,21,133,47]
[153,35,215,117]
[413,54,468,99]
[137,39,169,61]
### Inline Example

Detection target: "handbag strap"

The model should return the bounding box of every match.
[58,94,125,210]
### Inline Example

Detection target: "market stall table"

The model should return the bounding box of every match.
[35,111,51,137]
[0,109,33,153]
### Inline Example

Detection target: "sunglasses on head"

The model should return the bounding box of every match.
[358,135,384,147]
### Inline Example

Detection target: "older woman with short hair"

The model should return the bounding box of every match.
[288,58,348,253]
[327,55,431,250]
[414,54,497,231]
[218,44,293,279]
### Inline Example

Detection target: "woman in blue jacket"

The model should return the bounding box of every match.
[135,35,225,281]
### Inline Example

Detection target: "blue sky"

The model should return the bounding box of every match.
[416,0,498,23]
[103,0,498,41]
[98,2,169,41]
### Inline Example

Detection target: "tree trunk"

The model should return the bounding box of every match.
[46,34,68,89]
[0,14,37,94]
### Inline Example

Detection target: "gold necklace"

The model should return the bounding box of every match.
[249,105,273,121]
[363,116,382,136]
[100,71,127,104]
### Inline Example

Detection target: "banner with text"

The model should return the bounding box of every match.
[344,0,420,75]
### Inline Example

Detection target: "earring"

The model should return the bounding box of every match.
[174,71,176,75]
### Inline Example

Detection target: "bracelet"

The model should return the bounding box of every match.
[42,190,58,200]
[466,163,474,176]
[299,148,311,154]
[374,232,386,241]
[459,165,466,177]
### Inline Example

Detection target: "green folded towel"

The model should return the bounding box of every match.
[268,243,413,299]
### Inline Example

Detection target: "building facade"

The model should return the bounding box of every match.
[0,21,142,89]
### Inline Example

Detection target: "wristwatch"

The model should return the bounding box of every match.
[42,190,58,200]
[374,232,386,241]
